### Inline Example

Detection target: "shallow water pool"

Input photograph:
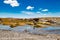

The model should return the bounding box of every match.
[0,25,60,34]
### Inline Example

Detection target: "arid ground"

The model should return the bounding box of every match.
[0,29,60,40]
[0,17,60,40]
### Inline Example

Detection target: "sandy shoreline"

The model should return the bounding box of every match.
[0,30,60,40]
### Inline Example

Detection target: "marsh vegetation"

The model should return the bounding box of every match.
[0,17,60,28]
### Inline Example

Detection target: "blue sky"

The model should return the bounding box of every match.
[0,0,60,18]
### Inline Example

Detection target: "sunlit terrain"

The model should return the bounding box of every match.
[0,17,60,34]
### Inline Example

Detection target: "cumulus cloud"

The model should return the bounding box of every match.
[3,0,19,7]
[26,6,34,10]
[41,9,48,12]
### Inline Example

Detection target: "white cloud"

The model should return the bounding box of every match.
[26,6,34,10]
[41,9,48,12]
[36,11,41,14]
[3,0,19,7]
[21,11,34,15]
[39,8,42,10]
[43,14,47,15]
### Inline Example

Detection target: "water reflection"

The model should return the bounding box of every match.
[0,24,60,34]
[0,24,11,30]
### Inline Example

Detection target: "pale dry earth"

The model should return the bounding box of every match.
[0,30,60,40]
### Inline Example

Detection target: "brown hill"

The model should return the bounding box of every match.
[0,17,60,28]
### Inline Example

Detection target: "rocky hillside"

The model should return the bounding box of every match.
[0,17,60,28]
